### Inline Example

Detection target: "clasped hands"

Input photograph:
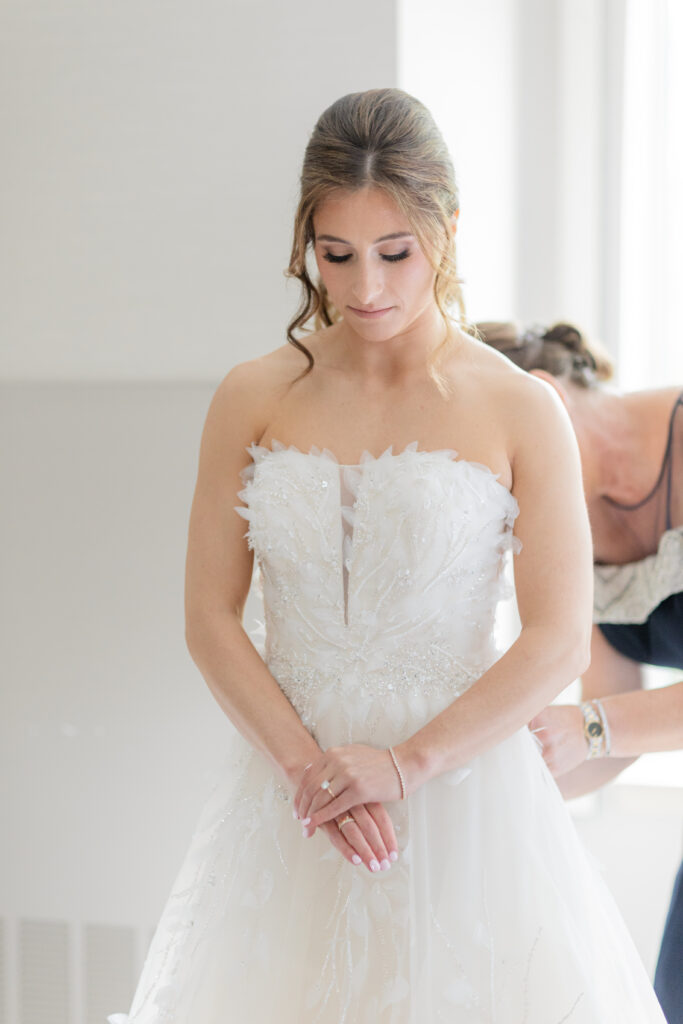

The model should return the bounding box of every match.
[291,743,404,874]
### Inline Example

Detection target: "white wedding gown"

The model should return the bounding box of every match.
[109,440,666,1023]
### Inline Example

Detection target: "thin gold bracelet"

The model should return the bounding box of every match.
[388,746,406,800]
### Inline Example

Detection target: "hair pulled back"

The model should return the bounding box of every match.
[286,88,468,388]
[475,321,614,389]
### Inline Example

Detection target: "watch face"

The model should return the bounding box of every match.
[588,721,603,737]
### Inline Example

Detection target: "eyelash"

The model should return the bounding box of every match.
[322,250,410,264]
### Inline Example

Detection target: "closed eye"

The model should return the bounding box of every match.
[322,250,411,264]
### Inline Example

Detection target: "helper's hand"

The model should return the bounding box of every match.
[529,704,588,777]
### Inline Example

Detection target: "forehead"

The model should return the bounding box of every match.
[313,187,412,240]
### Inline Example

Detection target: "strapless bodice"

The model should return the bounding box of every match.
[234,440,522,742]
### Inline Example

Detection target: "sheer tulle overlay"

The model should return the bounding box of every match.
[109,442,666,1023]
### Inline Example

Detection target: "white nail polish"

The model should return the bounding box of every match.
[351,854,362,865]
[292,810,299,820]
[370,859,380,872]
[389,850,398,862]
[380,859,390,871]
[302,817,311,826]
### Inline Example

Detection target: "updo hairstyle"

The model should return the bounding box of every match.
[286,88,470,390]
[475,321,614,389]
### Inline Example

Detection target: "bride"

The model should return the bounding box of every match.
[109,88,666,1022]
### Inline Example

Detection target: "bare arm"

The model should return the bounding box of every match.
[552,626,683,798]
[185,361,399,870]
[600,681,683,756]
[547,625,643,799]
[184,363,321,786]
[532,621,683,799]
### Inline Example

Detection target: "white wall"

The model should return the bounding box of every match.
[399,0,519,323]
[1,384,224,927]
[0,0,396,381]
[398,0,615,340]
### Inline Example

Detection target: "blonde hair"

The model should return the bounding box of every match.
[476,321,615,388]
[286,88,473,393]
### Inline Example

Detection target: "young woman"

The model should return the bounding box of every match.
[109,91,666,1022]
[477,321,683,1022]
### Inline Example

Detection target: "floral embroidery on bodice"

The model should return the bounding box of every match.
[235,440,522,743]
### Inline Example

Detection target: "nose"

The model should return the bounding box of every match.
[350,257,384,307]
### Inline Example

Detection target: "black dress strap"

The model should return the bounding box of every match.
[602,391,683,527]
[665,394,682,530]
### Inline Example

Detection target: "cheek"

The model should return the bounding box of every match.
[315,257,342,298]
[399,257,436,302]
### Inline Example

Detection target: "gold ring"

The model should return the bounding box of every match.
[337,815,354,830]
[321,780,336,799]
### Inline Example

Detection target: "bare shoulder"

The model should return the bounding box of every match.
[454,336,569,450]
[501,365,573,454]
[208,343,310,445]
[499,368,582,498]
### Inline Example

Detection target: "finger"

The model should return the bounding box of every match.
[320,822,365,867]
[350,805,390,868]
[301,766,352,826]
[293,759,323,819]
[308,788,357,831]
[302,785,349,837]
[302,767,344,821]
[298,745,349,820]
[307,778,349,820]
[364,802,399,862]
[296,765,329,823]
[336,814,384,872]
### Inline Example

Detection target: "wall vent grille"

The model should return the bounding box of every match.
[19,920,69,1024]
[0,917,7,1024]
[0,918,147,1024]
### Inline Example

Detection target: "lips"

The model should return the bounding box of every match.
[348,306,393,319]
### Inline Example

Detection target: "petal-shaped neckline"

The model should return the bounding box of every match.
[247,437,515,499]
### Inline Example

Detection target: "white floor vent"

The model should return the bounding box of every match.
[0,917,6,1024]
[19,920,69,1024]
[0,918,142,1024]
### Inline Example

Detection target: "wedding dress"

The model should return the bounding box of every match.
[109,440,666,1023]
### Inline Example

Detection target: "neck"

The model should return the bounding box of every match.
[332,305,452,386]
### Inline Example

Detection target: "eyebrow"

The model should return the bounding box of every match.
[315,232,414,245]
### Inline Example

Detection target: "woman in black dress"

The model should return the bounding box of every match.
[478,321,683,1023]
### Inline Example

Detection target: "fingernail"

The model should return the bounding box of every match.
[369,859,380,872]
[292,810,299,820]
[351,854,362,865]
[302,817,311,826]
[302,828,311,838]
[380,859,390,871]
[389,850,398,862]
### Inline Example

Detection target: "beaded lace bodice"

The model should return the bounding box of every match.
[235,440,522,741]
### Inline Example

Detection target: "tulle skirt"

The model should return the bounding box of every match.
[108,684,666,1023]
